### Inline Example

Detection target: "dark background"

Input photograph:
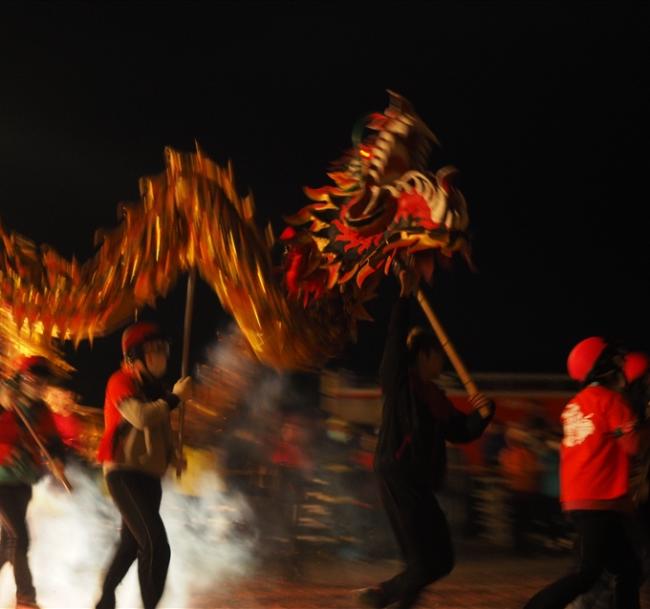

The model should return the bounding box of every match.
[1,2,648,405]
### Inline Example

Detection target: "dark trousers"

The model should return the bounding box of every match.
[377,472,454,609]
[97,470,170,609]
[524,510,641,609]
[636,497,650,569]
[0,483,36,603]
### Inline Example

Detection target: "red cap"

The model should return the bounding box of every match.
[121,322,163,359]
[623,352,649,383]
[567,337,608,383]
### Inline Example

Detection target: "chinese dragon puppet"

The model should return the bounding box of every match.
[0,92,471,372]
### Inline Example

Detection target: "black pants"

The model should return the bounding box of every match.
[636,497,650,568]
[524,510,641,609]
[97,470,170,609]
[0,483,36,604]
[377,472,454,609]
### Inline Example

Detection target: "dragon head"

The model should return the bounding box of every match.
[282,92,470,307]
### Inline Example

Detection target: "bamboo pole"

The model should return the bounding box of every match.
[414,288,492,418]
[12,400,73,492]
[176,268,197,479]
[414,286,478,396]
[393,259,491,418]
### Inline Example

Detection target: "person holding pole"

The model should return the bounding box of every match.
[0,355,67,609]
[358,265,495,609]
[95,321,191,609]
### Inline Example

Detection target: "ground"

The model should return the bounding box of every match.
[189,544,650,609]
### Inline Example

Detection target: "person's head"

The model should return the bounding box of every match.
[407,327,444,381]
[566,336,624,389]
[122,322,170,379]
[17,355,53,402]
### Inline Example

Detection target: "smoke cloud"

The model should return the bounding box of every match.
[0,462,256,609]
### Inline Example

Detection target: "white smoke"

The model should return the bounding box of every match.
[0,462,256,609]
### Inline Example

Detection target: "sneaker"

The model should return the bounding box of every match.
[357,586,389,609]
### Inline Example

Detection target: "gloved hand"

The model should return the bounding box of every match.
[172,376,192,402]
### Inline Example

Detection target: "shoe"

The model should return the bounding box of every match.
[94,591,116,609]
[357,586,388,609]
[16,601,40,609]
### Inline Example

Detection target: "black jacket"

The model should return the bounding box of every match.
[375,298,494,490]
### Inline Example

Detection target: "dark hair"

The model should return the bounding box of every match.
[407,327,442,366]
[584,343,624,388]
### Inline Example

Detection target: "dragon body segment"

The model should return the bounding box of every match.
[0,94,470,370]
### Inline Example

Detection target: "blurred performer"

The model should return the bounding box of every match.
[270,413,313,573]
[525,337,641,609]
[94,322,192,609]
[0,356,66,609]
[623,352,650,574]
[499,424,541,555]
[623,352,650,502]
[358,266,495,609]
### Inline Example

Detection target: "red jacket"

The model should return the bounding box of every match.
[97,367,138,463]
[0,400,63,484]
[51,412,83,453]
[560,384,638,511]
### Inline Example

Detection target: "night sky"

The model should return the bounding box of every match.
[1,2,649,405]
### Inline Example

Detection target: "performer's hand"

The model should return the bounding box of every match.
[172,376,193,401]
[398,267,420,297]
[469,392,494,418]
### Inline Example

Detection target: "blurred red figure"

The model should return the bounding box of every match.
[525,337,641,609]
[271,414,313,473]
[270,413,313,572]
[0,356,65,609]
